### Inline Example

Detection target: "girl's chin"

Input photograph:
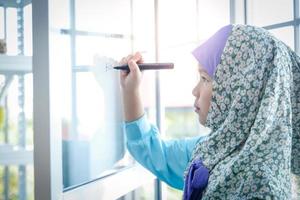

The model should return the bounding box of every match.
[197,114,208,126]
[198,115,205,125]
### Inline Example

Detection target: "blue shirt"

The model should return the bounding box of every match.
[124,113,207,190]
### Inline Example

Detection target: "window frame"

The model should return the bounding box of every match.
[232,0,300,53]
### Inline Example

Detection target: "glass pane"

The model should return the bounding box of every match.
[160,45,210,138]
[166,183,183,200]
[24,5,32,56]
[6,8,17,55]
[75,36,131,66]
[132,0,155,54]
[131,0,156,122]
[158,4,213,197]
[165,107,202,139]
[292,174,300,199]
[247,0,293,27]
[62,0,157,190]
[76,0,131,35]
[0,8,4,39]
[269,26,294,50]
[132,180,155,200]
[50,0,70,29]
[0,165,34,200]
[159,0,198,48]
[63,70,125,188]
[197,0,230,41]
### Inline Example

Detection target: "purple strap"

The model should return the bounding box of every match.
[183,159,209,200]
[192,24,233,78]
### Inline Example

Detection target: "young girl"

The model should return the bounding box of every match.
[119,24,300,199]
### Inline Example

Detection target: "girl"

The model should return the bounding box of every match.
[119,24,300,199]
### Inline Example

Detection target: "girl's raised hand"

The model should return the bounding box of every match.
[119,52,144,93]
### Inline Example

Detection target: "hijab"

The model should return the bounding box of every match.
[192,24,233,78]
[184,24,300,199]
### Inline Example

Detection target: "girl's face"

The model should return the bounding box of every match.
[192,65,213,125]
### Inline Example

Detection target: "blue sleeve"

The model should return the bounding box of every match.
[124,113,207,190]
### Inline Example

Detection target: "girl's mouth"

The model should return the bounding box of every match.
[194,106,200,113]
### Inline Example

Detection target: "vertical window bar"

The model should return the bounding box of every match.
[3,6,9,200]
[4,7,7,40]
[130,0,134,53]
[70,0,78,139]
[16,0,26,199]
[230,0,236,24]
[4,89,9,200]
[244,0,248,24]
[154,0,162,199]
[196,0,200,41]
[294,0,300,53]
[18,75,26,200]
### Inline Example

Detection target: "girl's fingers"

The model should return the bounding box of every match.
[120,57,127,65]
[128,59,139,73]
[120,69,129,78]
[119,53,143,75]
[131,52,142,63]
[137,57,144,64]
[120,52,143,65]
[126,55,134,62]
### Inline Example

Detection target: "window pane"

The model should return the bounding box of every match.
[75,36,131,66]
[166,183,183,200]
[0,8,4,39]
[50,0,70,29]
[160,47,199,108]
[165,107,204,139]
[24,5,32,56]
[159,0,198,48]
[292,174,300,199]
[76,0,131,35]
[269,26,294,50]
[131,179,155,200]
[63,0,133,189]
[131,0,156,124]
[158,2,220,197]
[159,0,226,140]
[6,8,17,55]
[0,165,34,200]
[247,0,293,26]
[132,0,155,54]
[198,0,230,41]
[62,0,157,190]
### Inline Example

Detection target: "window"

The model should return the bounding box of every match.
[33,0,157,199]
[158,0,230,198]
[246,0,296,50]
[10,1,297,200]
[236,0,300,197]
[60,0,157,191]
[0,2,33,200]
[269,26,294,50]
[247,0,293,27]
[197,0,230,40]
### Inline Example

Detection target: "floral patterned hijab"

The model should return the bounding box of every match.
[184,24,300,199]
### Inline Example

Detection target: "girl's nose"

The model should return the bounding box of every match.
[192,85,199,97]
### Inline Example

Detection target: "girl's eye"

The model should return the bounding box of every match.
[200,76,209,82]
